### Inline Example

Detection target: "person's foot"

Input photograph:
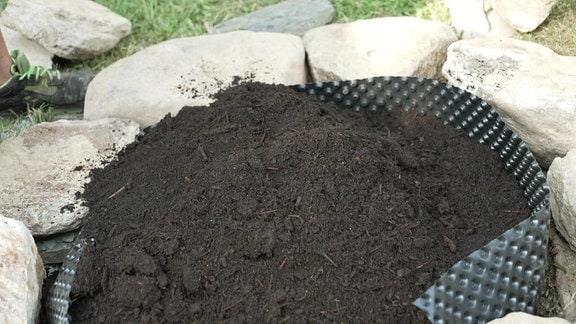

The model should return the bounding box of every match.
[0,49,97,111]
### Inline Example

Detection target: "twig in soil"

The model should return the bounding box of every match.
[415,262,428,269]
[369,245,383,254]
[222,298,244,312]
[443,235,457,253]
[260,209,278,215]
[278,256,290,270]
[106,185,125,199]
[106,178,132,200]
[503,209,525,214]
[320,306,347,315]
[383,126,391,137]
[295,292,308,302]
[317,251,338,267]
[255,278,264,287]
[198,144,208,162]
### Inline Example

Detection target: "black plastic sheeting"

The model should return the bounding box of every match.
[48,76,550,324]
[291,76,550,323]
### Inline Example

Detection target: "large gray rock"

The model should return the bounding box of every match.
[549,149,576,251]
[0,118,140,236]
[84,31,307,127]
[0,216,44,324]
[442,37,576,168]
[1,0,131,59]
[490,0,558,32]
[213,0,334,37]
[303,17,457,82]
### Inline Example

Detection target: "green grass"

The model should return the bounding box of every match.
[521,0,576,56]
[0,104,53,141]
[76,0,283,70]
[78,0,449,70]
[331,0,428,21]
[77,0,574,70]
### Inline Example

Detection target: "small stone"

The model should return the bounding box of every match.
[213,0,334,37]
[60,231,77,243]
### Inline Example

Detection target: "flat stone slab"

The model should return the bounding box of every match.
[0,118,140,236]
[84,31,307,127]
[213,0,334,37]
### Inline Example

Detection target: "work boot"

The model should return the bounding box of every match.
[0,49,97,111]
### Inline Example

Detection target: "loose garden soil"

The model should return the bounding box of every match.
[67,82,529,323]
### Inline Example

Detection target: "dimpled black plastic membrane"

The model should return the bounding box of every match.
[291,76,550,323]
[47,76,550,324]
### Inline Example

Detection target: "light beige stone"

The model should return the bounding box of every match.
[442,37,576,168]
[0,22,53,68]
[486,9,517,37]
[84,31,307,127]
[446,0,490,39]
[488,312,571,324]
[0,216,44,324]
[303,17,457,82]
[490,0,559,32]
[549,149,576,251]
[0,118,140,236]
[1,0,131,59]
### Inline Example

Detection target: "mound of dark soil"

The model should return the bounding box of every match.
[68,82,529,323]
